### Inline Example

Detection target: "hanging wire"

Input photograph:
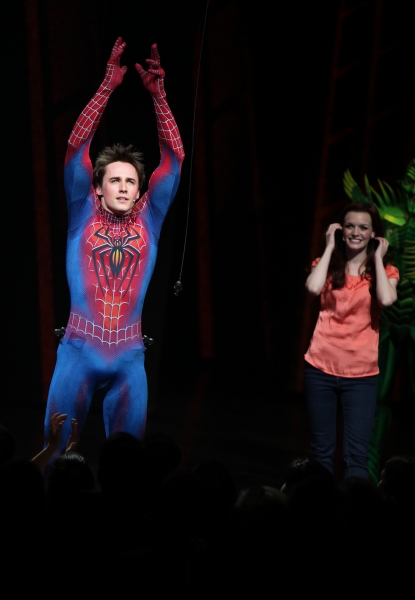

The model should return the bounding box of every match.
[174,0,210,296]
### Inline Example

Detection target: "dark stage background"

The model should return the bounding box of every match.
[2,0,414,485]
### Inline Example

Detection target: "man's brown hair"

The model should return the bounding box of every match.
[93,143,146,190]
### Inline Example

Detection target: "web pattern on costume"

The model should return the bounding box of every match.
[68,199,148,347]
[68,312,141,347]
[153,96,184,154]
[69,66,114,148]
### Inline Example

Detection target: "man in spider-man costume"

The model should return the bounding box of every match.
[43,38,184,460]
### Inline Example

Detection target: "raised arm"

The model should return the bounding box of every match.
[68,37,127,153]
[135,44,185,188]
[305,223,342,295]
[374,237,399,307]
[31,413,79,472]
[64,37,128,205]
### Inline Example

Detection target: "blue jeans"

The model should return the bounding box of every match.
[303,362,377,479]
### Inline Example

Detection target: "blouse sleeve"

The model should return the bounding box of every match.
[385,264,400,280]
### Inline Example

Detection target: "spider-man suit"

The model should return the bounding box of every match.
[44,39,184,456]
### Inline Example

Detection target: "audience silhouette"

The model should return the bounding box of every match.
[0,415,414,594]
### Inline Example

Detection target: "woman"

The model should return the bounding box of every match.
[304,202,399,479]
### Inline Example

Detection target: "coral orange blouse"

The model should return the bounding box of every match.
[304,260,399,377]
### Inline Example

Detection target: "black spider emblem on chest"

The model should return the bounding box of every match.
[92,226,141,295]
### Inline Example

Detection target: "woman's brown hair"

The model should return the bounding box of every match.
[328,202,387,293]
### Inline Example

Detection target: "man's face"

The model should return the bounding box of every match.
[96,161,140,216]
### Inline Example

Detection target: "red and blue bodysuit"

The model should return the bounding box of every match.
[44,40,184,454]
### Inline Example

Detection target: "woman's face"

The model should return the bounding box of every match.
[342,211,375,254]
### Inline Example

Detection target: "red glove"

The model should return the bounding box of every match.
[105,36,128,91]
[135,43,166,97]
